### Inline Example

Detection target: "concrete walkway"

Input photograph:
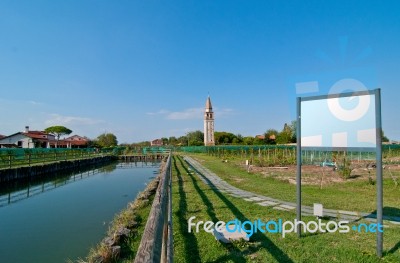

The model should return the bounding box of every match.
[183,156,400,225]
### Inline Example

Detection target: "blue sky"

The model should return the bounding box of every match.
[0,1,399,143]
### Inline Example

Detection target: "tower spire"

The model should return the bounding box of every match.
[205,95,212,111]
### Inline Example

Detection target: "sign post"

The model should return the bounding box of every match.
[296,97,302,237]
[375,89,383,257]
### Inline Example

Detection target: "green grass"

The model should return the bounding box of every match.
[172,154,400,262]
[188,154,400,217]
[111,199,154,263]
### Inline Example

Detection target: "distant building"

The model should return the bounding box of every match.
[0,126,55,148]
[255,135,265,140]
[0,134,5,139]
[204,96,215,146]
[151,139,163,146]
[0,126,89,148]
[64,135,89,148]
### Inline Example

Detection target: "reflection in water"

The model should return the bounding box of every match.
[0,162,118,208]
[0,161,160,208]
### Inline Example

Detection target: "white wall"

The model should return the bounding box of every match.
[0,134,35,148]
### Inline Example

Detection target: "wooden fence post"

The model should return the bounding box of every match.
[134,154,172,263]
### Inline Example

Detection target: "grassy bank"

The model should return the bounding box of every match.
[172,154,400,262]
[187,154,400,217]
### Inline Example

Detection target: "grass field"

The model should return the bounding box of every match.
[172,154,400,262]
[188,154,400,217]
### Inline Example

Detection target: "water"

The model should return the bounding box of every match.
[0,161,159,263]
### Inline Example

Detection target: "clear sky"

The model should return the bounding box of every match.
[1,1,399,143]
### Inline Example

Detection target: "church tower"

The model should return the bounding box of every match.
[204,96,215,146]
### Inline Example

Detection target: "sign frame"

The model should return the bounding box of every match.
[296,88,383,257]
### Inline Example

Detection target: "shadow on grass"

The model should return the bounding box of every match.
[383,206,400,218]
[173,156,201,263]
[361,206,400,223]
[386,240,400,255]
[179,156,294,263]
[177,156,248,263]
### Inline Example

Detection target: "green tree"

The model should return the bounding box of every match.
[177,136,188,146]
[214,131,234,145]
[290,120,297,143]
[44,125,73,147]
[186,130,204,146]
[96,133,118,148]
[243,136,255,145]
[276,123,293,144]
[253,137,265,145]
[168,136,178,145]
[382,130,390,143]
[161,137,169,145]
[236,134,244,144]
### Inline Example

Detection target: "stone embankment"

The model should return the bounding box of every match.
[0,156,116,183]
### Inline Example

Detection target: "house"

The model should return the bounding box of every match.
[64,135,89,148]
[0,126,89,148]
[255,135,265,140]
[151,139,163,146]
[0,126,55,148]
[255,134,276,140]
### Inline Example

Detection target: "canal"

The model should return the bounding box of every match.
[0,161,160,263]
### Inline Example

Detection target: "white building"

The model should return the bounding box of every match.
[0,126,88,148]
[0,126,55,148]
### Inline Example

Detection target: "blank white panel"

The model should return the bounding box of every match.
[301,93,376,148]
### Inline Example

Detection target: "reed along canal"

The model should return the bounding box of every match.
[0,160,160,263]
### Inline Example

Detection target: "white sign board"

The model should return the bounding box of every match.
[301,91,376,149]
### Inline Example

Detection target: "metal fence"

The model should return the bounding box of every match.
[0,148,115,169]
[177,144,400,166]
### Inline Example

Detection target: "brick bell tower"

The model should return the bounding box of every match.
[204,96,215,146]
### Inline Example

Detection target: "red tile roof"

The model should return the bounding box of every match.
[23,131,51,139]
[151,139,163,146]
[65,135,89,141]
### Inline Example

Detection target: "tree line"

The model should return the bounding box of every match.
[154,121,298,146]
[142,119,390,147]
[48,121,390,149]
